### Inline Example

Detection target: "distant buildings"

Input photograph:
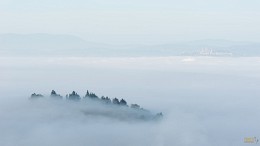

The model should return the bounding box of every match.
[199,48,233,56]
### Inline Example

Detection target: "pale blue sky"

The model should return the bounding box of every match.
[1,0,260,44]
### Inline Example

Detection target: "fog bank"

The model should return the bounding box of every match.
[0,56,260,146]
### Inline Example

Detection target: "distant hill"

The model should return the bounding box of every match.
[0,33,113,56]
[1,33,260,57]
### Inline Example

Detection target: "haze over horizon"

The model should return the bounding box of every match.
[1,0,260,45]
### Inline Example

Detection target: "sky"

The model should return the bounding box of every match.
[1,0,260,44]
[0,0,260,44]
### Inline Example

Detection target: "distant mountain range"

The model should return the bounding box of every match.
[1,33,260,57]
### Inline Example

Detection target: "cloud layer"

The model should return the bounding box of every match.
[0,56,260,146]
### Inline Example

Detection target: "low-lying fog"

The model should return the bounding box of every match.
[1,56,260,146]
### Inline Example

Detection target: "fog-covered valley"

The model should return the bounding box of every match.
[0,56,260,146]
[1,0,260,145]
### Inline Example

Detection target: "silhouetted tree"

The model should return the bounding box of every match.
[85,90,90,97]
[68,91,80,100]
[30,93,44,99]
[119,99,127,106]
[51,90,56,95]
[154,112,163,119]
[100,96,111,104]
[131,104,140,109]
[101,96,106,100]
[112,98,120,105]
[84,90,98,99]
[50,90,62,99]
[105,96,111,104]
[89,92,98,99]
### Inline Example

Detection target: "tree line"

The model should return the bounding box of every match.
[31,90,141,109]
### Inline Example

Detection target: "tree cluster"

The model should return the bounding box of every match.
[84,90,98,99]
[31,93,43,98]
[30,90,163,120]
[50,90,62,99]
[30,90,141,109]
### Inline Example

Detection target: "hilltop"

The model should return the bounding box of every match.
[30,90,163,121]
